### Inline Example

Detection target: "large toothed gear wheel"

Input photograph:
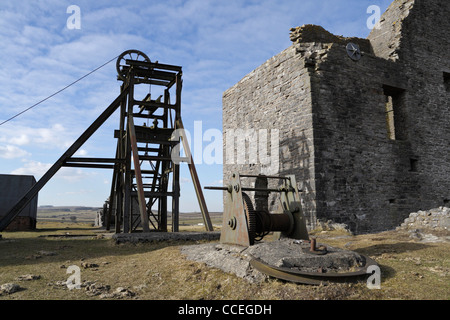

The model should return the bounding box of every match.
[116,49,151,81]
[242,192,256,245]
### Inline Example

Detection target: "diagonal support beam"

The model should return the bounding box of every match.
[176,118,213,231]
[0,86,129,232]
[128,113,150,232]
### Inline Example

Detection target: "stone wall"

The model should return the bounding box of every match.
[309,42,418,233]
[396,207,450,242]
[222,44,317,226]
[222,0,450,234]
[378,0,450,210]
[367,0,414,61]
[368,0,450,224]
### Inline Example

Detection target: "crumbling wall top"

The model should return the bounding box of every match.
[367,0,415,61]
[290,24,372,54]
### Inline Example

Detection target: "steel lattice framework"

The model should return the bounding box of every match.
[0,50,212,233]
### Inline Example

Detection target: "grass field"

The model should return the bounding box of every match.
[36,206,224,229]
[36,206,99,224]
[0,209,449,301]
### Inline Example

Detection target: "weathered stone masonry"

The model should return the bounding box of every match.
[222,0,450,234]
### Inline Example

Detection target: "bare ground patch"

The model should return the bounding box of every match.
[0,222,448,300]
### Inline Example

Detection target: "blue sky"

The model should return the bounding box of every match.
[0,0,391,211]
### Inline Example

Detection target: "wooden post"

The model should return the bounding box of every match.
[176,118,213,231]
[128,113,150,232]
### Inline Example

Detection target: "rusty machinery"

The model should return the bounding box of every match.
[206,173,309,246]
[206,173,378,285]
[0,50,212,233]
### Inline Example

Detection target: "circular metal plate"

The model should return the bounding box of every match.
[346,42,361,61]
[250,254,378,285]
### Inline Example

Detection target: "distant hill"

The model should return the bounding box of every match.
[38,206,101,212]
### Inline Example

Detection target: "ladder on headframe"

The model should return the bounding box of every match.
[0,50,213,233]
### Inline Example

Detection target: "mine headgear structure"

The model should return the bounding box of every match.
[0,50,212,233]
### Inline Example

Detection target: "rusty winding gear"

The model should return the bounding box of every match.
[242,192,273,245]
[242,192,256,245]
[205,173,379,285]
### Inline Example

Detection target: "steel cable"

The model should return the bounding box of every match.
[0,55,119,126]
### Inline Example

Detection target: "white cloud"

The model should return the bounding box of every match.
[9,134,31,146]
[10,160,50,177]
[0,123,73,150]
[74,149,88,156]
[0,145,31,159]
[56,189,94,196]
[211,179,223,186]
[10,159,97,182]
[56,167,97,183]
[180,177,190,184]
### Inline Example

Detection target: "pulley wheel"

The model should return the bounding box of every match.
[116,49,151,81]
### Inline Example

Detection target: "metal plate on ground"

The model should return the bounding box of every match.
[250,254,378,285]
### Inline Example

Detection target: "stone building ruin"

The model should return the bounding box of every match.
[0,174,37,231]
[222,0,450,234]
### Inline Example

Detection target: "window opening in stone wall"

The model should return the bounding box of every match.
[385,95,396,140]
[409,158,418,172]
[383,85,406,141]
[443,72,450,92]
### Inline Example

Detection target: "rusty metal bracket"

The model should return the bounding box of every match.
[306,238,327,255]
[219,173,251,246]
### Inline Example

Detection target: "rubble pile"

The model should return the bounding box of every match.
[396,207,450,242]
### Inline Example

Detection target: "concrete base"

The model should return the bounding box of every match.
[181,242,267,283]
[181,238,369,283]
[112,231,220,244]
